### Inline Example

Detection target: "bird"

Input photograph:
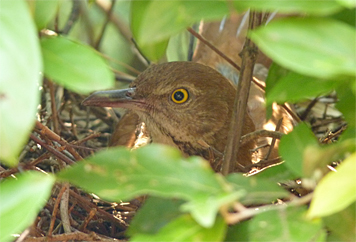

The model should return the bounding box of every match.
[82,61,256,172]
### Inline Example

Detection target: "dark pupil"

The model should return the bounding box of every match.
[174,91,184,101]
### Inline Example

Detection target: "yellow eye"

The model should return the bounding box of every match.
[171,88,189,104]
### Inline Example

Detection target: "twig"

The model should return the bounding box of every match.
[240,129,284,145]
[24,231,122,242]
[222,11,262,175]
[62,0,81,35]
[69,190,128,230]
[79,208,97,231]
[300,97,320,121]
[221,193,313,224]
[47,80,60,134]
[60,183,72,233]
[94,0,116,49]
[264,118,283,160]
[30,134,75,165]
[95,0,132,43]
[187,27,265,91]
[282,103,301,123]
[35,121,83,161]
[48,184,67,236]
[101,53,141,75]
[187,27,240,71]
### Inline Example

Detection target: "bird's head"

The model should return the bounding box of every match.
[83,62,236,151]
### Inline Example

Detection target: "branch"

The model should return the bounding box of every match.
[222,11,262,175]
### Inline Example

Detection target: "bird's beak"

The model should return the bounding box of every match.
[82,88,137,108]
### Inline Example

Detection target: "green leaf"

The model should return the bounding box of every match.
[323,202,356,242]
[255,162,299,182]
[336,83,356,128]
[249,17,356,79]
[339,126,356,143]
[224,221,250,242]
[131,214,227,242]
[130,0,168,61]
[131,0,228,46]
[303,139,356,177]
[57,144,244,227]
[226,173,289,205]
[0,172,55,242]
[127,197,184,236]
[0,0,43,166]
[265,62,289,94]
[266,71,339,106]
[233,0,343,15]
[308,153,356,218]
[130,0,228,60]
[41,36,114,94]
[28,0,59,30]
[167,31,190,62]
[279,123,319,177]
[331,7,356,27]
[250,206,326,241]
[336,0,356,8]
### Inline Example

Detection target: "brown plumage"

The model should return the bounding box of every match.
[83,61,255,171]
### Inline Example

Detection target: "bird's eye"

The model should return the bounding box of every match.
[171,88,189,104]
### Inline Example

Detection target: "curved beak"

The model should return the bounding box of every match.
[82,88,137,108]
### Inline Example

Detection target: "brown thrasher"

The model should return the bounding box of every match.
[83,61,255,172]
[83,15,295,173]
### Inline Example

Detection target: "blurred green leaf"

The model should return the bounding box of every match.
[41,36,114,94]
[336,83,356,128]
[233,0,343,15]
[304,139,356,177]
[167,31,190,62]
[323,202,356,242]
[130,0,228,61]
[0,172,55,242]
[279,123,319,177]
[57,144,244,227]
[265,62,289,94]
[131,214,227,242]
[130,0,168,61]
[131,0,228,45]
[29,0,59,30]
[226,173,289,205]
[127,197,184,236]
[339,126,356,143]
[224,221,250,242]
[255,162,299,182]
[308,153,356,218]
[250,206,326,241]
[266,71,339,106]
[331,7,356,27]
[0,0,43,166]
[336,0,356,8]
[250,17,356,79]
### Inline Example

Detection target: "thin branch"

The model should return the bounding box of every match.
[47,80,60,134]
[62,0,81,35]
[60,183,72,233]
[187,27,265,91]
[222,11,262,175]
[30,134,75,165]
[264,118,283,160]
[187,27,240,71]
[221,193,313,224]
[94,0,116,49]
[48,184,67,236]
[240,129,284,145]
[35,121,83,161]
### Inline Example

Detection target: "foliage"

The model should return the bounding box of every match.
[0,0,355,241]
